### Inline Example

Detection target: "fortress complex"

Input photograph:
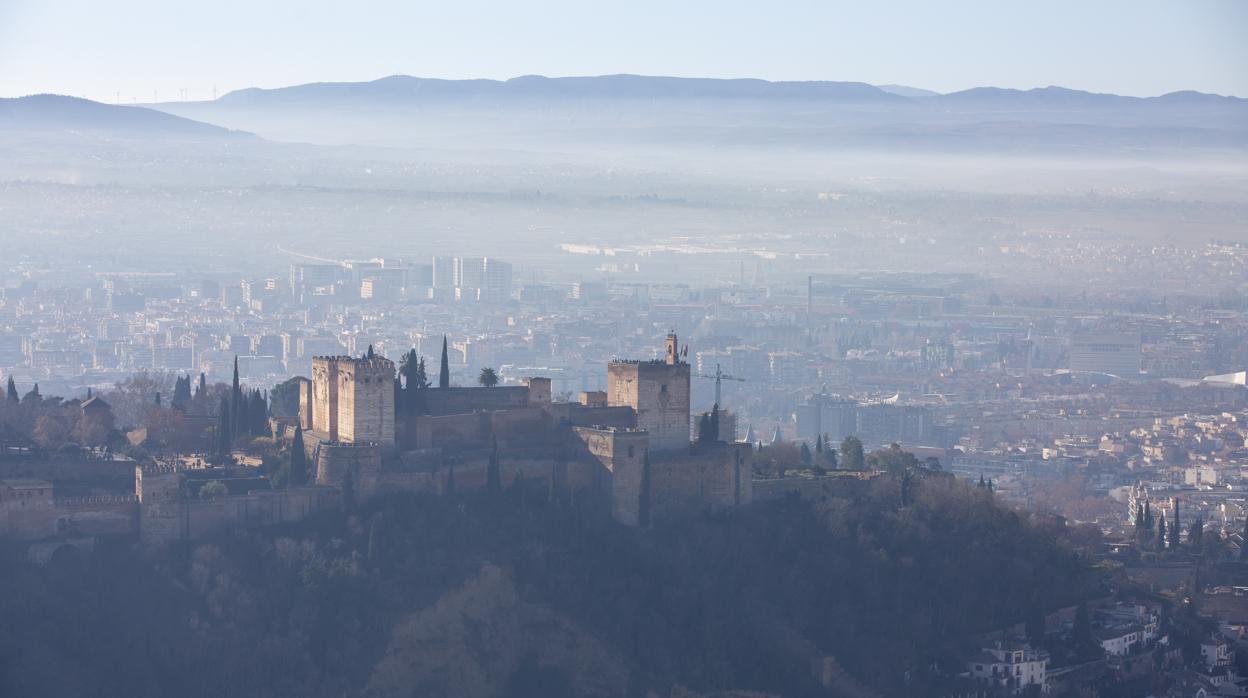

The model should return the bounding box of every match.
[2,333,751,548]
[296,333,752,526]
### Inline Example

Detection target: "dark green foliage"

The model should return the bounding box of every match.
[696,406,720,445]
[479,367,499,388]
[214,397,232,459]
[171,375,192,410]
[249,389,269,436]
[824,439,838,469]
[840,435,865,470]
[1158,512,1167,550]
[438,336,450,389]
[398,349,428,414]
[1025,598,1046,645]
[289,425,308,487]
[1171,499,1182,549]
[5,376,17,403]
[1070,602,1102,661]
[0,470,1096,698]
[269,378,301,417]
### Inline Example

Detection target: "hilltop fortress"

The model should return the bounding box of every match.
[1,333,752,548]
[294,332,751,527]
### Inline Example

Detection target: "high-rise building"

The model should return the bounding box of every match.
[1069,331,1141,377]
[453,257,486,289]
[432,256,456,289]
[481,258,513,302]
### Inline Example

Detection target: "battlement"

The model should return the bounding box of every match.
[309,355,395,446]
[56,494,138,506]
[579,425,647,434]
[313,355,395,368]
[138,462,191,475]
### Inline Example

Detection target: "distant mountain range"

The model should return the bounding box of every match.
[5,76,1244,155]
[0,94,253,139]
[214,74,907,106]
[204,74,1244,109]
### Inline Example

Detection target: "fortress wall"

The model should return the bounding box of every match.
[419,386,530,416]
[315,442,382,497]
[650,443,754,518]
[0,457,135,483]
[564,405,637,429]
[3,508,58,539]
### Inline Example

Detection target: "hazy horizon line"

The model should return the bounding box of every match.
[6,71,1245,104]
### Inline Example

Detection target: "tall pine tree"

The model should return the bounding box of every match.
[5,376,17,403]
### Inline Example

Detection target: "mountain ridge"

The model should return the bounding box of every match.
[204,74,1246,108]
[0,94,255,139]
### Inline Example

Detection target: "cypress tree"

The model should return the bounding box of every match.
[1158,512,1168,550]
[1171,499,1182,549]
[445,465,456,496]
[216,397,233,458]
[5,376,17,403]
[439,336,450,388]
[289,425,308,486]
[815,434,823,454]
[1135,503,1145,529]
[251,390,268,435]
[366,344,375,359]
[172,375,191,410]
[197,372,207,398]
[1072,602,1097,660]
[155,392,161,406]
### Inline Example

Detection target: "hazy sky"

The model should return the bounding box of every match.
[1,0,1245,102]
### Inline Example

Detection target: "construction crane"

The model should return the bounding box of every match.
[694,363,746,406]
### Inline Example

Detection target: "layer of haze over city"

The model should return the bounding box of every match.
[0,2,1246,697]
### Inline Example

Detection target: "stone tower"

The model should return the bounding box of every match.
[607,333,691,452]
[309,355,396,446]
[337,356,395,445]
